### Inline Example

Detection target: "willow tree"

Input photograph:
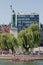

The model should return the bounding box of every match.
[28,24,41,48]
[6,34,17,52]
[18,30,33,51]
[0,33,17,52]
[18,24,41,52]
[0,34,5,49]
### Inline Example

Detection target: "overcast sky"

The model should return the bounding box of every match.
[0,0,43,24]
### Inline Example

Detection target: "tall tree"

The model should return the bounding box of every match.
[18,24,41,52]
[18,30,33,51]
[28,24,41,48]
[0,33,17,53]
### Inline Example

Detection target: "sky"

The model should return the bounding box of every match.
[0,0,43,24]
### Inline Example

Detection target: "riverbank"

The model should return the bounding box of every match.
[0,54,13,60]
[0,55,43,62]
[12,55,43,62]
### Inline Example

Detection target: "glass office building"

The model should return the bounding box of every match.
[40,24,43,46]
[17,13,39,32]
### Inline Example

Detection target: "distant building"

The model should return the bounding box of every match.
[10,28,18,38]
[40,24,43,46]
[0,24,10,33]
[10,10,39,37]
[17,13,39,32]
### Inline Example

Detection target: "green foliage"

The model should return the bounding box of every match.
[18,24,41,51]
[0,33,17,51]
[0,24,41,52]
[28,24,41,48]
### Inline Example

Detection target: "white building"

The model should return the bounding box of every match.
[10,28,18,38]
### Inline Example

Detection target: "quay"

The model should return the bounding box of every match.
[0,55,43,62]
[0,54,13,60]
[13,55,43,62]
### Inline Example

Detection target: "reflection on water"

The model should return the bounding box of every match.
[0,60,43,65]
[0,60,14,65]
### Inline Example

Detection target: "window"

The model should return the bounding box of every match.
[23,23,25,26]
[30,15,34,17]
[18,27,22,30]
[25,18,30,20]
[24,24,29,26]
[17,23,22,26]
[17,15,25,18]
[17,21,21,23]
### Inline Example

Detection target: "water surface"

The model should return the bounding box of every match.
[0,60,43,65]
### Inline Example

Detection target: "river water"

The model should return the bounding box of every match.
[0,60,43,65]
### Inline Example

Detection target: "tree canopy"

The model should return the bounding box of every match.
[18,24,41,51]
[0,33,17,52]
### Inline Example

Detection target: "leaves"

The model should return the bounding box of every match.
[0,33,17,51]
[18,24,41,51]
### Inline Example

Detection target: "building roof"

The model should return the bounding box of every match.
[17,12,39,15]
[0,24,10,33]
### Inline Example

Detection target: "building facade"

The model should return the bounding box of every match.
[10,11,39,38]
[40,24,43,46]
[0,24,10,33]
[17,13,39,32]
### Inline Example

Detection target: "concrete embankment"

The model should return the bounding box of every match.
[0,55,43,62]
[12,55,43,62]
[0,54,13,60]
